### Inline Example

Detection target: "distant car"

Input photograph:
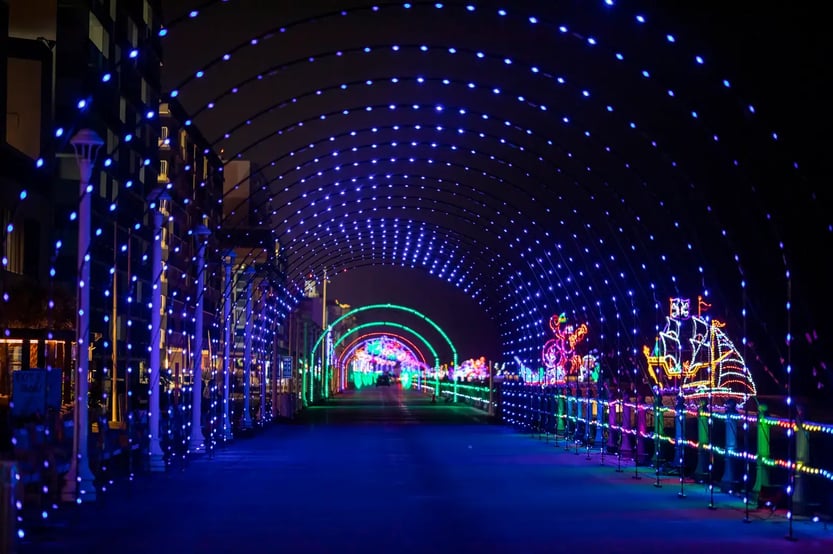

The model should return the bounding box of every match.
[376,374,392,386]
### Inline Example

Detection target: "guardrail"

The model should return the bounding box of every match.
[415,379,492,412]
[499,381,833,522]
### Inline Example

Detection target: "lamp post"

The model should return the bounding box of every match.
[62,129,103,502]
[189,224,210,451]
[147,189,169,472]
[222,250,235,441]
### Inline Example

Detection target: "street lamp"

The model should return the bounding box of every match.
[62,128,104,502]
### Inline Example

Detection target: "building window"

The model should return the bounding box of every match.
[159,126,170,148]
[89,12,110,57]
[129,19,138,47]
[158,160,168,182]
[141,78,148,104]
[143,1,153,26]
[3,209,23,275]
[179,130,188,159]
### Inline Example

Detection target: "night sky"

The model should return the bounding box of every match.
[157,0,832,401]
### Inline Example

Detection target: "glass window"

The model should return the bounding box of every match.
[89,12,109,57]
[143,1,152,26]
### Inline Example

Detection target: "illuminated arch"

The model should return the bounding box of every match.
[310,303,458,368]
[338,332,429,369]
[323,322,442,370]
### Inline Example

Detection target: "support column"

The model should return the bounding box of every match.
[752,403,771,502]
[620,397,633,457]
[222,251,235,440]
[242,266,255,429]
[674,395,686,468]
[636,399,648,464]
[719,399,740,492]
[694,400,710,481]
[189,225,210,452]
[63,130,103,502]
[259,286,268,425]
[146,191,168,472]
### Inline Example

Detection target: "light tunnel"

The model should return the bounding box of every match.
[26,0,831,403]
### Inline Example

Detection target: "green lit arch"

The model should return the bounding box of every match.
[313,321,441,371]
[338,332,429,369]
[310,303,458,367]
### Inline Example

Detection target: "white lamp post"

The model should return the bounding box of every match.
[189,224,210,451]
[62,129,103,502]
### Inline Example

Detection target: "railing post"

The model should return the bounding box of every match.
[607,393,618,452]
[564,387,574,446]
[694,400,710,481]
[674,395,685,469]
[794,405,809,516]
[574,386,584,442]
[556,386,565,438]
[594,386,606,446]
[719,399,740,492]
[752,403,770,500]
[651,394,663,468]
[636,397,648,465]
[620,396,633,458]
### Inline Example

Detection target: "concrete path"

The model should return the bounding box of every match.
[17,387,833,553]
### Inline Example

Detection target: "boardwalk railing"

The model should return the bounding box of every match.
[414,379,492,412]
[498,380,833,522]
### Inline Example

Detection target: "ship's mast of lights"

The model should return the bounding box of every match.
[61,129,104,503]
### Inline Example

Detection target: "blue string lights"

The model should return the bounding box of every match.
[4,0,828,541]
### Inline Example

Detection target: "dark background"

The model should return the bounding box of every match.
[157,1,832,374]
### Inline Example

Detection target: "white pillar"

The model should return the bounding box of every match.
[222,250,235,440]
[242,266,255,429]
[147,190,168,472]
[189,225,210,451]
[259,286,268,425]
[62,129,103,502]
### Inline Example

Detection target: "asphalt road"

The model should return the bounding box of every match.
[16,387,833,553]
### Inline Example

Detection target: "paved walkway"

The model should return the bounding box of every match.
[17,388,833,553]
